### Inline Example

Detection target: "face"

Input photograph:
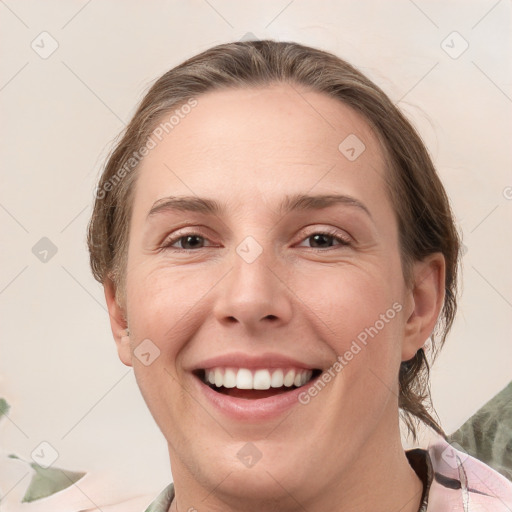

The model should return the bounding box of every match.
[114,84,423,503]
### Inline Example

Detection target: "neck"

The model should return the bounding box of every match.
[168,418,424,512]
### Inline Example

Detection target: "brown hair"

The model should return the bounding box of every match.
[87,39,461,441]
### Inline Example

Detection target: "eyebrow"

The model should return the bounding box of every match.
[147,193,372,220]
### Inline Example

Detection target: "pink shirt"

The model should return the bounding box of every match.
[419,433,512,511]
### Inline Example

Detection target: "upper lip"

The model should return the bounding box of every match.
[190,352,322,371]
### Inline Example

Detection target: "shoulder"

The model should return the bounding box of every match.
[426,434,512,511]
[448,380,512,481]
[143,483,175,512]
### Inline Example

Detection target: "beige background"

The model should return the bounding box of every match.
[1,0,511,505]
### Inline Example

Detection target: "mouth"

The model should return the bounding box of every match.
[193,367,323,400]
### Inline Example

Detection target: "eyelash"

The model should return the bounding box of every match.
[160,228,351,252]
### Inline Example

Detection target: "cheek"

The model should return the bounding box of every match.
[126,258,206,322]
[124,262,222,373]
[291,261,405,391]
[295,260,403,337]
[123,267,204,425]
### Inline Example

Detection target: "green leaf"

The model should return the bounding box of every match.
[0,398,10,419]
[7,449,87,502]
[22,464,86,503]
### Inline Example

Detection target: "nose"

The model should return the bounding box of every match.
[213,242,293,333]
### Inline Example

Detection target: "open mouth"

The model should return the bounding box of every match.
[193,367,322,400]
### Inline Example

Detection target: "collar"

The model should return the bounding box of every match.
[406,447,434,512]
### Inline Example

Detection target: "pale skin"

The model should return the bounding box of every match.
[104,84,445,512]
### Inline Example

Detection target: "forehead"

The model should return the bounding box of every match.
[134,84,390,216]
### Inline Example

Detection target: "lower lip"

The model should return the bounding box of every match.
[193,374,319,421]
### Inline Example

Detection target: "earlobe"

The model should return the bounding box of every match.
[104,277,133,367]
[402,253,446,362]
[117,328,133,367]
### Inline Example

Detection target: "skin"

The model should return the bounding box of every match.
[105,84,445,512]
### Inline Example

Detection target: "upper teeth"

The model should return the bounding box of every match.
[204,368,314,390]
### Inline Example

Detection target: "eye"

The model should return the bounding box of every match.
[160,228,351,252]
[161,232,213,251]
[296,229,351,250]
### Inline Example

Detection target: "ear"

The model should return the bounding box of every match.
[402,253,446,361]
[104,277,132,367]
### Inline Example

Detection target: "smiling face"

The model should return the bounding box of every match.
[105,84,439,508]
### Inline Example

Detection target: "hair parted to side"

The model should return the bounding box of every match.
[87,39,461,441]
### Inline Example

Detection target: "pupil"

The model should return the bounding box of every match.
[311,234,331,248]
[183,235,202,249]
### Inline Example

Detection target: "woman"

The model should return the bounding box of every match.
[87,40,512,512]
